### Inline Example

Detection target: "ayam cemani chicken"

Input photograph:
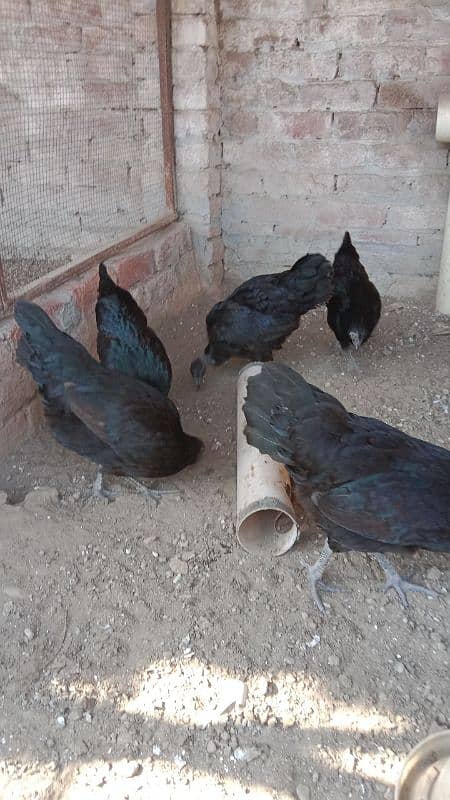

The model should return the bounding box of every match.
[14,300,202,501]
[190,253,332,387]
[244,363,450,613]
[327,231,381,352]
[96,262,172,397]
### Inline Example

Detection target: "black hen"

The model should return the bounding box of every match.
[15,301,202,495]
[244,362,450,612]
[327,232,381,350]
[190,253,332,387]
[96,262,172,396]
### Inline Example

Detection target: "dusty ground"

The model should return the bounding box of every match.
[0,295,449,800]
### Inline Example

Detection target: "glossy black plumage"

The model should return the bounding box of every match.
[244,363,450,556]
[96,262,172,396]
[327,232,381,350]
[15,301,202,480]
[190,253,332,385]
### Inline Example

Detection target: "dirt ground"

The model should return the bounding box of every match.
[0,294,449,800]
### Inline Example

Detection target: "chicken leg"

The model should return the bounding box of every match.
[373,553,438,608]
[307,541,344,613]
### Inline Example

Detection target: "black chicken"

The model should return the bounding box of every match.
[190,253,332,387]
[244,363,450,612]
[15,301,202,499]
[96,262,172,396]
[327,232,381,351]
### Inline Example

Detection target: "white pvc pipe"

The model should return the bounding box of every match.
[236,363,299,556]
[435,95,450,315]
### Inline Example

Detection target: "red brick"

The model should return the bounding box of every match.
[4,1,31,21]
[31,0,101,24]
[3,23,82,52]
[425,46,450,76]
[81,24,135,53]
[377,80,449,110]
[380,10,450,46]
[334,111,409,141]
[339,47,425,81]
[225,111,258,136]
[267,111,332,139]
[259,80,377,113]
[387,206,446,230]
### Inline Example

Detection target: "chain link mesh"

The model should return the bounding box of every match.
[0,0,167,294]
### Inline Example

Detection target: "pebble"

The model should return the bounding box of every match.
[152,744,162,757]
[24,487,59,508]
[206,740,217,754]
[56,716,66,728]
[394,662,404,674]
[234,746,260,763]
[217,678,248,715]
[296,783,311,800]
[24,628,34,641]
[328,655,340,667]
[169,557,188,576]
[124,761,142,778]
[84,712,93,723]
[2,601,15,617]
[2,585,25,600]
[174,755,187,770]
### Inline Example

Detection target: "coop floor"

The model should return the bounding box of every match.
[0,296,449,800]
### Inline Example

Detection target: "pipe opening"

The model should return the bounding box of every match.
[237,505,299,556]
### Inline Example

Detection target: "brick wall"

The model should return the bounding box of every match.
[172,0,224,286]
[220,1,450,296]
[1,0,167,293]
[0,222,201,459]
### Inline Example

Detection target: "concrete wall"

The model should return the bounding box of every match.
[220,0,450,296]
[0,222,201,459]
[172,0,225,287]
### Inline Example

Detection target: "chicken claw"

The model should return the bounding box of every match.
[307,542,344,613]
[374,554,438,608]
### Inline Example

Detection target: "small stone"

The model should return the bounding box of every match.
[2,601,15,617]
[24,628,34,641]
[169,557,188,576]
[234,746,260,763]
[394,662,404,674]
[56,716,66,728]
[125,761,143,778]
[328,655,339,667]
[255,676,269,697]
[282,713,296,728]
[2,585,25,600]
[83,712,93,723]
[296,783,311,800]
[427,567,441,583]
[174,755,187,769]
[217,678,248,715]
[152,744,162,757]
[206,740,217,754]
[24,487,59,508]
[312,771,319,784]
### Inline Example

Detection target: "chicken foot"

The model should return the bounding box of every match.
[307,541,344,613]
[373,553,438,608]
[91,469,179,504]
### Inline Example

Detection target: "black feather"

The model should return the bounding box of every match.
[96,262,172,395]
[327,231,381,349]
[244,362,450,557]
[15,301,201,479]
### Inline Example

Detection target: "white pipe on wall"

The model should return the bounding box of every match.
[236,363,299,556]
[435,94,450,315]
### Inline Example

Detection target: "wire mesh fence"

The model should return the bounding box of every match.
[0,0,173,303]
